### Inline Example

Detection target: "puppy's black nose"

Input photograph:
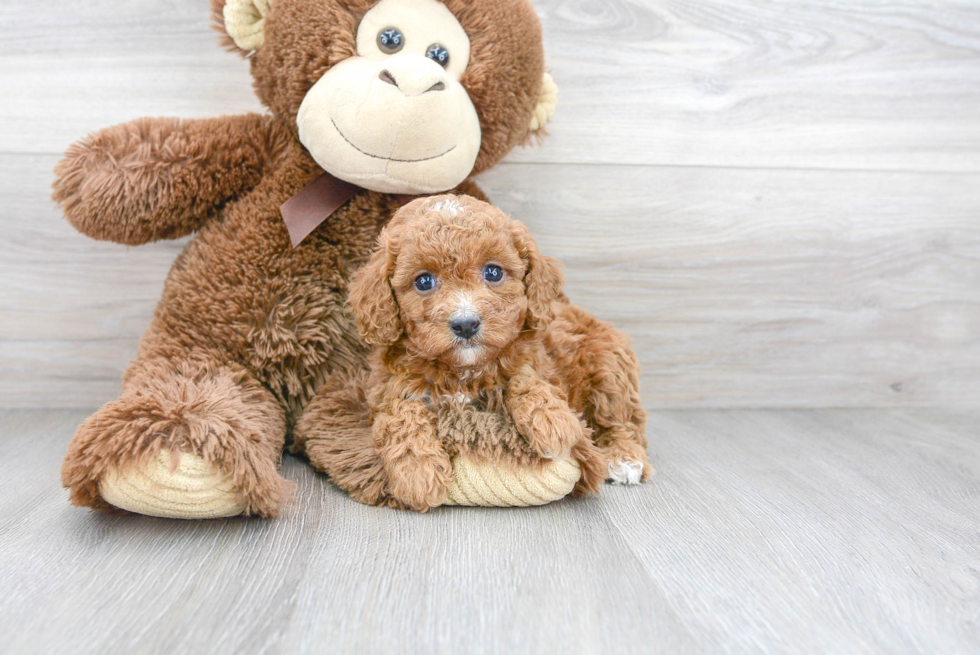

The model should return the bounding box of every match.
[450,317,481,340]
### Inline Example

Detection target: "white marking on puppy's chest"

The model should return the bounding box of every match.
[436,391,474,406]
[411,388,474,408]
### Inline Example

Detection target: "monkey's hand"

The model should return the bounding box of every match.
[53,114,287,245]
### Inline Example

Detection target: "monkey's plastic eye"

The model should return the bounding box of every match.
[483,264,504,284]
[377,28,404,54]
[414,273,436,292]
[425,44,450,67]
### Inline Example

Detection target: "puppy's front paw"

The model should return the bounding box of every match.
[386,452,453,512]
[524,408,584,461]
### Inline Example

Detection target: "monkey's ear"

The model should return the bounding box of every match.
[527,72,558,137]
[511,221,564,331]
[212,0,272,53]
[348,231,402,347]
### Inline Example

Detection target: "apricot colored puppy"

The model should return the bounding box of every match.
[348,195,651,512]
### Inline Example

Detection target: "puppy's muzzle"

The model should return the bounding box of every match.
[450,315,481,340]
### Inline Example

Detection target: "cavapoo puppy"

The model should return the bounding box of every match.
[347,194,651,511]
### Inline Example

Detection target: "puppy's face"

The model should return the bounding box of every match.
[389,199,530,369]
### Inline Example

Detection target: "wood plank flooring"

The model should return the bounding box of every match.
[1,408,977,654]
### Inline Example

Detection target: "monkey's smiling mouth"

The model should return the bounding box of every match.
[331,118,456,163]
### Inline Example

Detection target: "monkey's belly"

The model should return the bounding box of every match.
[135,210,378,409]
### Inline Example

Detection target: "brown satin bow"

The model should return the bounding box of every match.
[280,171,420,247]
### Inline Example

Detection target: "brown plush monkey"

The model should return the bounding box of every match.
[55,0,564,518]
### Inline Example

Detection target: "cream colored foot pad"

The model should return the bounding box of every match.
[444,456,581,507]
[100,451,579,516]
[99,451,247,519]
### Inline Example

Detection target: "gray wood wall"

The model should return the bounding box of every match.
[2,0,978,409]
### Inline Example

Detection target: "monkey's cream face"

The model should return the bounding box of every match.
[297,0,481,194]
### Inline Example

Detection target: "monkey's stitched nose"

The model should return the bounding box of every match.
[450,317,481,340]
[378,59,448,97]
[379,69,398,87]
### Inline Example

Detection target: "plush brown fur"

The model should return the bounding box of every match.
[62,358,291,516]
[295,195,647,512]
[55,0,548,517]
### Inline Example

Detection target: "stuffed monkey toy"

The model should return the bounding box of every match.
[55,0,579,518]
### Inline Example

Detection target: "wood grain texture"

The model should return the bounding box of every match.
[1,408,978,653]
[479,163,980,408]
[2,0,979,171]
[4,152,977,408]
[529,0,980,172]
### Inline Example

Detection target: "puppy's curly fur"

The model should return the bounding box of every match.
[346,195,651,512]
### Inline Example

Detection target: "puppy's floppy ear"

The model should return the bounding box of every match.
[510,221,564,331]
[347,200,428,346]
[348,229,401,346]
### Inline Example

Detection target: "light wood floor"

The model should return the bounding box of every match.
[1,408,978,654]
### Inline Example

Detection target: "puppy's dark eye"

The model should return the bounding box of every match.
[483,264,504,284]
[425,44,450,67]
[414,272,435,292]
[377,28,404,54]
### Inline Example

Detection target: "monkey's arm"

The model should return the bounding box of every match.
[53,114,288,245]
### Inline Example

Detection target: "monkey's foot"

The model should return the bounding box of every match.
[443,455,582,507]
[99,451,246,519]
